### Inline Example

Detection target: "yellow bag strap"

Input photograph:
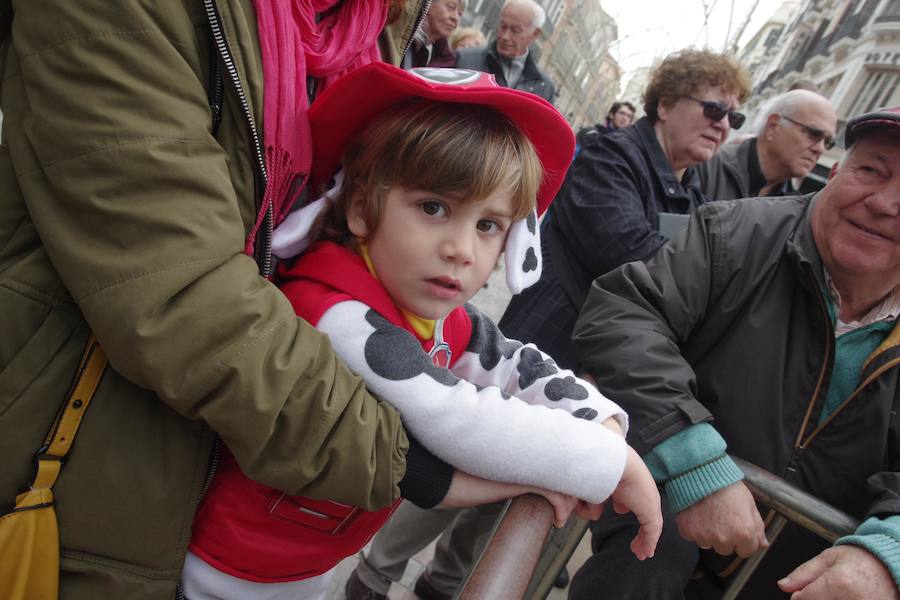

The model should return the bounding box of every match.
[31,335,108,491]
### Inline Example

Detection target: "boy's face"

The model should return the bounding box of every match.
[348,186,515,320]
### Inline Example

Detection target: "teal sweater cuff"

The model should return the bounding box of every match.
[663,454,744,513]
[644,422,744,512]
[835,516,900,590]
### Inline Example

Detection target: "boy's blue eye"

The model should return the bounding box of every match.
[421,200,446,216]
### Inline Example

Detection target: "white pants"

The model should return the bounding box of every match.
[182,551,334,600]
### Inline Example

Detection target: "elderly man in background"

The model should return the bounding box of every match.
[570,106,900,599]
[402,0,464,68]
[455,0,555,102]
[698,89,837,200]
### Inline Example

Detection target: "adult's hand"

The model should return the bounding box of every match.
[778,545,899,600]
[674,481,768,557]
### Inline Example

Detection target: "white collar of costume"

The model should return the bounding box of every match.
[271,170,542,294]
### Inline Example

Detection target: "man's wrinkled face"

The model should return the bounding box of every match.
[812,131,900,290]
[768,100,837,179]
[495,3,540,60]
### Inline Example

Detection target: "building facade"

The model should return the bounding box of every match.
[741,0,900,154]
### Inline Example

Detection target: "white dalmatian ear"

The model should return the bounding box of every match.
[504,208,541,294]
[272,170,345,259]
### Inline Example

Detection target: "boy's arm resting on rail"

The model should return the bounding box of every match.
[315,300,627,503]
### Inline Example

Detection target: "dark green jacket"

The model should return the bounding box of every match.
[574,194,900,589]
[575,194,900,519]
[0,1,420,597]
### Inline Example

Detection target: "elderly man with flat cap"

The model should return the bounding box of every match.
[570,106,900,599]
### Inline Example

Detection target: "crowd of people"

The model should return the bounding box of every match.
[0,1,898,600]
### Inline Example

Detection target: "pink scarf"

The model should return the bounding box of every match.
[248,0,388,255]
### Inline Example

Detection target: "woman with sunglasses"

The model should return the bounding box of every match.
[499,48,750,371]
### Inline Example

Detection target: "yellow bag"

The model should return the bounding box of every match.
[0,336,107,600]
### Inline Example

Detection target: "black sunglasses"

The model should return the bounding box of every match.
[780,115,836,150]
[687,96,746,130]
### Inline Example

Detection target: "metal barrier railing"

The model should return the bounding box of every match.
[458,455,860,600]
[721,456,859,600]
[458,495,555,600]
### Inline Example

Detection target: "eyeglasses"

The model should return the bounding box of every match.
[686,96,746,129]
[780,115,836,150]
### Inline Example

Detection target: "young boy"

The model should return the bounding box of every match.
[184,64,660,600]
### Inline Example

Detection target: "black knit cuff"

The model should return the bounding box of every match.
[398,436,453,509]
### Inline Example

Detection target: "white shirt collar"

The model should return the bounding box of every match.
[824,270,900,336]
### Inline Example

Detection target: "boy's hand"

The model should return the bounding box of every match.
[439,471,579,527]
[609,446,663,560]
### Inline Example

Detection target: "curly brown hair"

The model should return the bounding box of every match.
[643,49,750,123]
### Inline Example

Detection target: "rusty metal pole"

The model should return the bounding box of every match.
[458,495,555,600]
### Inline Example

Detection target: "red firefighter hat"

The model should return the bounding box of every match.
[308,63,574,217]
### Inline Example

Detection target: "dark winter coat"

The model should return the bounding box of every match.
[455,42,556,103]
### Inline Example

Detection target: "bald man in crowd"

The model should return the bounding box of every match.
[455,0,556,103]
[697,90,837,200]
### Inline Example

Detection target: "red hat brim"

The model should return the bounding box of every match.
[308,64,574,216]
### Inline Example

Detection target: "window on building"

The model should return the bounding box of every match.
[819,73,843,98]
[764,27,783,48]
[880,0,900,18]
[846,68,900,115]
[544,0,565,26]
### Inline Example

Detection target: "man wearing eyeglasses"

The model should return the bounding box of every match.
[698,90,837,201]
[571,105,900,599]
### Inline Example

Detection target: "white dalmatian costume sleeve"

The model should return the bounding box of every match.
[452,305,628,428]
[317,300,628,504]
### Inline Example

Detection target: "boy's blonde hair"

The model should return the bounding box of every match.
[313,99,542,246]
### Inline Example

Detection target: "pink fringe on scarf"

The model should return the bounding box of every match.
[246,0,388,256]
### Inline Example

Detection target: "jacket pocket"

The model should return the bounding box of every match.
[0,287,82,418]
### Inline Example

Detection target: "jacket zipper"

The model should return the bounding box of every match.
[204,0,273,278]
[208,59,223,138]
[400,0,432,64]
[198,437,222,500]
[785,270,834,473]
[788,268,900,464]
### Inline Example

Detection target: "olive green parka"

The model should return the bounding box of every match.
[0,1,422,597]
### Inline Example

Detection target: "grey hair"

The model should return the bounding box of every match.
[503,0,546,29]
[755,89,828,136]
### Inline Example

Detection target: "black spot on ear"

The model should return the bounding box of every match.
[544,376,590,401]
[526,211,536,234]
[572,408,598,420]
[364,311,458,386]
[517,348,558,388]
[464,305,522,371]
[522,247,538,273]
